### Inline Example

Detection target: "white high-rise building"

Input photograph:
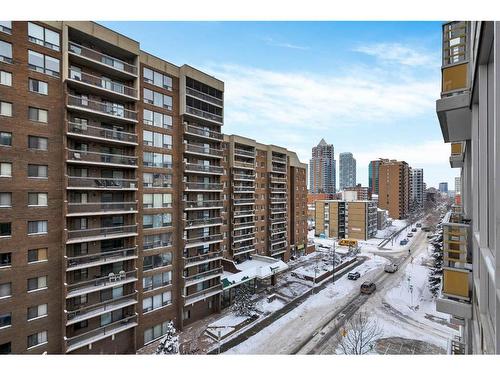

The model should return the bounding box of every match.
[339,152,356,191]
[410,168,424,208]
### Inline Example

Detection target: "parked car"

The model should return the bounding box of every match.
[384,263,398,273]
[407,233,414,238]
[400,239,409,245]
[347,271,361,280]
[360,282,376,294]
[422,227,430,232]
[416,223,422,228]
[411,228,417,232]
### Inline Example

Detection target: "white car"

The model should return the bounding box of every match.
[384,263,398,273]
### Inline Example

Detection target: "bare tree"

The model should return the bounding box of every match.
[337,312,383,355]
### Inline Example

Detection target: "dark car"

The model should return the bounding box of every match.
[360,282,376,294]
[411,228,417,232]
[347,271,361,280]
[416,223,422,228]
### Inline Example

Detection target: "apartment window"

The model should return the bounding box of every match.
[143,131,172,148]
[0,41,12,64]
[28,248,48,264]
[142,291,172,313]
[144,88,172,110]
[0,253,11,268]
[0,193,11,207]
[27,304,48,321]
[144,321,171,344]
[143,152,172,168]
[28,22,60,51]
[0,282,11,299]
[0,223,11,237]
[0,313,11,329]
[143,233,172,250]
[0,132,11,146]
[28,220,48,235]
[143,213,172,229]
[28,164,48,178]
[27,276,47,292]
[0,70,12,86]
[28,50,60,77]
[143,193,172,208]
[0,341,11,354]
[0,163,12,177]
[28,78,48,95]
[0,101,12,116]
[0,21,12,35]
[143,88,153,104]
[28,107,48,123]
[143,271,172,291]
[143,253,172,271]
[28,192,48,207]
[28,136,48,150]
[143,68,173,91]
[143,109,172,129]
[27,331,47,349]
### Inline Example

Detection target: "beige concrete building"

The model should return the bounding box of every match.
[378,159,410,220]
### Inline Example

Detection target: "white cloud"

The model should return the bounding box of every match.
[263,36,309,50]
[353,42,440,67]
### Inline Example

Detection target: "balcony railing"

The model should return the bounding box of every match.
[68,69,137,98]
[272,155,287,163]
[233,244,255,255]
[234,161,255,169]
[67,176,138,190]
[184,124,223,140]
[66,247,137,271]
[233,220,255,227]
[233,173,255,181]
[185,217,223,228]
[234,148,255,158]
[66,224,138,242]
[143,239,172,250]
[183,267,223,286]
[186,87,223,107]
[183,284,223,305]
[66,269,137,296]
[234,210,255,217]
[68,42,137,76]
[65,314,138,353]
[270,216,287,223]
[67,95,137,121]
[234,198,255,205]
[184,163,224,175]
[441,22,469,96]
[184,200,224,209]
[67,149,137,167]
[184,233,223,245]
[233,232,256,241]
[68,122,137,144]
[67,201,138,215]
[233,185,255,192]
[270,176,287,183]
[184,182,223,191]
[186,106,223,124]
[183,251,223,267]
[272,166,287,173]
[184,143,223,157]
[271,197,288,204]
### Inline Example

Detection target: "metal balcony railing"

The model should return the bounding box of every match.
[184,163,224,175]
[66,269,137,294]
[68,42,137,76]
[186,87,223,107]
[182,284,222,305]
[233,210,255,217]
[67,95,137,121]
[185,217,223,228]
[65,291,137,322]
[184,200,224,209]
[183,267,223,286]
[66,247,137,270]
[67,176,137,190]
[68,122,137,144]
[184,233,223,244]
[233,185,255,192]
[67,201,137,214]
[272,155,287,163]
[67,149,137,167]
[233,173,255,181]
[66,224,138,241]
[186,106,223,124]
[184,143,223,157]
[234,148,255,158]
[143,239,172,250]
[184,124,223,140]
[234,161,255,169]
[68,69,137,98]
[233,244,255,255]
[183,251,223,267]
[184,182,223,191]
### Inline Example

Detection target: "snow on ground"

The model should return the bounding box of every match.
[206,314,250,338]
[255,298,285,314]
[226,254,389,354]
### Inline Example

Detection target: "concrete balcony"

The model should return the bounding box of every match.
[184,124,223,142]
[234,148,255,158]
[233,173,255,181]
[67,176,138,191]
[450,142,465,168]
[183,251,223,268]
[270,241,288,256]
[67,69,138,101]
[143,239,173,251]
[233,198,255,206]
[272,166,287,174]
[272,155,287,164]
[67,95,137,123]
[66,201,138,217]
[65,246,138,272]
[183,267,223,287]
[233,184,255,193]
[184,143,223,159]
[184,163,224,175]
[65,314,138,353]
[68,42,138,79]
[186,105,223,125]
[185,217,223,229]
[66,224,138,244]
[65,269,138,299]
[66,149,138,169]
[67,122,138,146]
[184,200,224,210]
[233,210,255,218]
[270,176,287,184]
[186,86,223,107]
[233,244,255,256]
[270,216,287,224]
[184,182,223,192]
[184,233,223,248]
[182,284,223,306]
[232,231,256,243]
[233,219,255,228]
[233,160,255,170]
[65,292,137,326]
[271,197,288,204]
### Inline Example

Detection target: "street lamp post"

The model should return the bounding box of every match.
[332,242,336,285]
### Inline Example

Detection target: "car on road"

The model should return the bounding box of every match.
[407,233,414,238]
[384,263,398,273]
[347,271,361,280]
[399,239,408,245]
[360,282,376,294]
[416,223,422,228]
[411,228,417,232]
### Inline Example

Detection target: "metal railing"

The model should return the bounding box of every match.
[184,233,223,244]
[234,148,255,158]
[67,149,137,167]
[185,217,223,227]
[67,176,137,189]
[184,124,223,140]
[233,173,255,180]
[68,122,137,143]
[186,87,223,107]
[184,143,223,157]
[67,201,137,214]
[66,291,137,322]
[68,42,137,75]
[182,284,222,303]
[66,247,137,269]
[184,182,223,191]
[183,267,223,285]
[66,269,137,293]
[67,95,137,121]
[186,106,223,124]
[183,251,223,266]
[68,69,137,98]
[184,200,223,209]
[66,224,138,241]
[185,163,224,174]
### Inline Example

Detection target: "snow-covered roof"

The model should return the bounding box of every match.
[222,255,288,289]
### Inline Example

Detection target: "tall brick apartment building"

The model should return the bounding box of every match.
[0,21,308,354]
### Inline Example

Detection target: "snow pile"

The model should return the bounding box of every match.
[206,314,250,338]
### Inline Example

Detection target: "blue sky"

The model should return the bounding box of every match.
[102,21,457,189]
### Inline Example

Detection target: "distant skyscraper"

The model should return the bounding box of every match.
[339,152,356,190]
[368,158,389,194]
[439,182,449,193]
[411,168,424,208]
[309,139,336,194]
[455,176,461,195]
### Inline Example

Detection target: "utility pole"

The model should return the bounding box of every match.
[332,242,336,285]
